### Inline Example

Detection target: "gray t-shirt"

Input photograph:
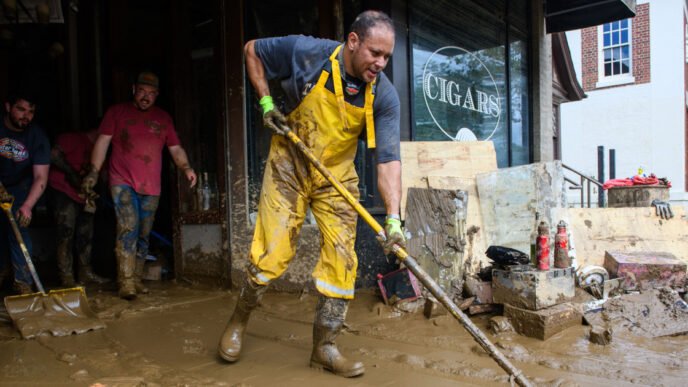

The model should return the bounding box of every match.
[254,35,400,163]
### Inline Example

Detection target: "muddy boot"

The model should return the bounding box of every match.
[78,266,109,285]
[310,296,364,377]
[76,232,109,285]
[218,278,267,362]
[117,251,137,300]
[13,281,33,295]
[56,244,76,287]
[134,258,149,294]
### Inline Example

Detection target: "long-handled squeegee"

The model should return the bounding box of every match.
[280,124,533,387]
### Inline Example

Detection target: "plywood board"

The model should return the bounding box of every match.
[568,207,688,267]
[476,162,568,255]
[400,141,498,219]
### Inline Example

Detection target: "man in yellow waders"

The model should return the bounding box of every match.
[218,10,405,377]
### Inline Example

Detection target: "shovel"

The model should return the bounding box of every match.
[0,181,105,339]
[280,125,533,387]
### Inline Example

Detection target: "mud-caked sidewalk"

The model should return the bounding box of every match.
[1,282,687,386]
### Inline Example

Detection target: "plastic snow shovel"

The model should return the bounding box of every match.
[280,124,533,387]
[0,181,105,339]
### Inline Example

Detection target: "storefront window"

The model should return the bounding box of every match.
[177,0,221,214]
[509,0,530,166]
[410,0,529,167]
[244,1,321,217]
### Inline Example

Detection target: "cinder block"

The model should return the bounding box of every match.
[504,302,581,340]
[464,277,492,304]
[492,266,575,310]
[604,251,687,291]
[423,296,474,319]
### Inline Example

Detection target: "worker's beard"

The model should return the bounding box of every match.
[8,114,30,129]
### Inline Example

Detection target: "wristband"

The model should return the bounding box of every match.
[385,214,401,221]
[259,95,274,115]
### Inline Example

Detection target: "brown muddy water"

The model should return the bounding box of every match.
[1,282,687,386]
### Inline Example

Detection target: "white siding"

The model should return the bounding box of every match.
[560,0,687,203]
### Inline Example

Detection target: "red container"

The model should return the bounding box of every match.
[553,221,570,268]
[536,221,550,271]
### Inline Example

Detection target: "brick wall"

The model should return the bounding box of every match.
[633,3,651,84]
[581,3,650,91]
[581,27,598,90]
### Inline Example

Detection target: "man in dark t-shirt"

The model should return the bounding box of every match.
[218,10,404,378]
[0,92,50,294]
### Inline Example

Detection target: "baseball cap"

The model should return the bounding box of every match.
[136,71,159,88]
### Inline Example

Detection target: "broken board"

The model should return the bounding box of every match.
[404,188,467,294]
[425,176,488,273]
[400,142,497,273]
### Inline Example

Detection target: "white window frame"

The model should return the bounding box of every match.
[596,18,635,88]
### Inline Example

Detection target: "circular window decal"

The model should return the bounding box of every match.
[422,46,501,141]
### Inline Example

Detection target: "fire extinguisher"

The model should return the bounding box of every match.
[554,220,570,268]
[536,220,550,271]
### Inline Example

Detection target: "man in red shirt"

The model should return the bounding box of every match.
[82,72,197,299]
[48,128,108,286]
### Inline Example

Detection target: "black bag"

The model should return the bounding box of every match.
[485,245,530,267]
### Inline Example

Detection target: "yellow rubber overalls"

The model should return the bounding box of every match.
[248,45,376,299]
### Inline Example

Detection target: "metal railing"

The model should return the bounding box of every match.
[563,163,604,208]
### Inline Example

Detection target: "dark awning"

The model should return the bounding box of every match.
[546,0,637,33]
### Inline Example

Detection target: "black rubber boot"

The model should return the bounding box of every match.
[310,296,365,377]
[217,278,267,362]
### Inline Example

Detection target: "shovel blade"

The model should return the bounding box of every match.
[4,287,105,339]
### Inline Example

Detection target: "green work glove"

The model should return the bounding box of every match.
[260,96,288,135]
[378,216,406,255]
[80,164,99,198]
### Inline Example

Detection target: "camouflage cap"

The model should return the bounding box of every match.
[136,71,159,88]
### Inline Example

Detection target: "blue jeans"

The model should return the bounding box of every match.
[110,185,159,282]
[0,185,34,286]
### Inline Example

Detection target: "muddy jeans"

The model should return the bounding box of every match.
[51,189,94,278]
[111,185,160,279]
[0,184,33,285]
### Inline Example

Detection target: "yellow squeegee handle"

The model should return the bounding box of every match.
[280,124,533,387]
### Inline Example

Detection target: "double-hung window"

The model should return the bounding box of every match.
[598,19,634,87]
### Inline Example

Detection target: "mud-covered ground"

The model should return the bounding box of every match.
[1,282,687,386]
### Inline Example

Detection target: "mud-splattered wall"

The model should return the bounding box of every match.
[180,224,229,287]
